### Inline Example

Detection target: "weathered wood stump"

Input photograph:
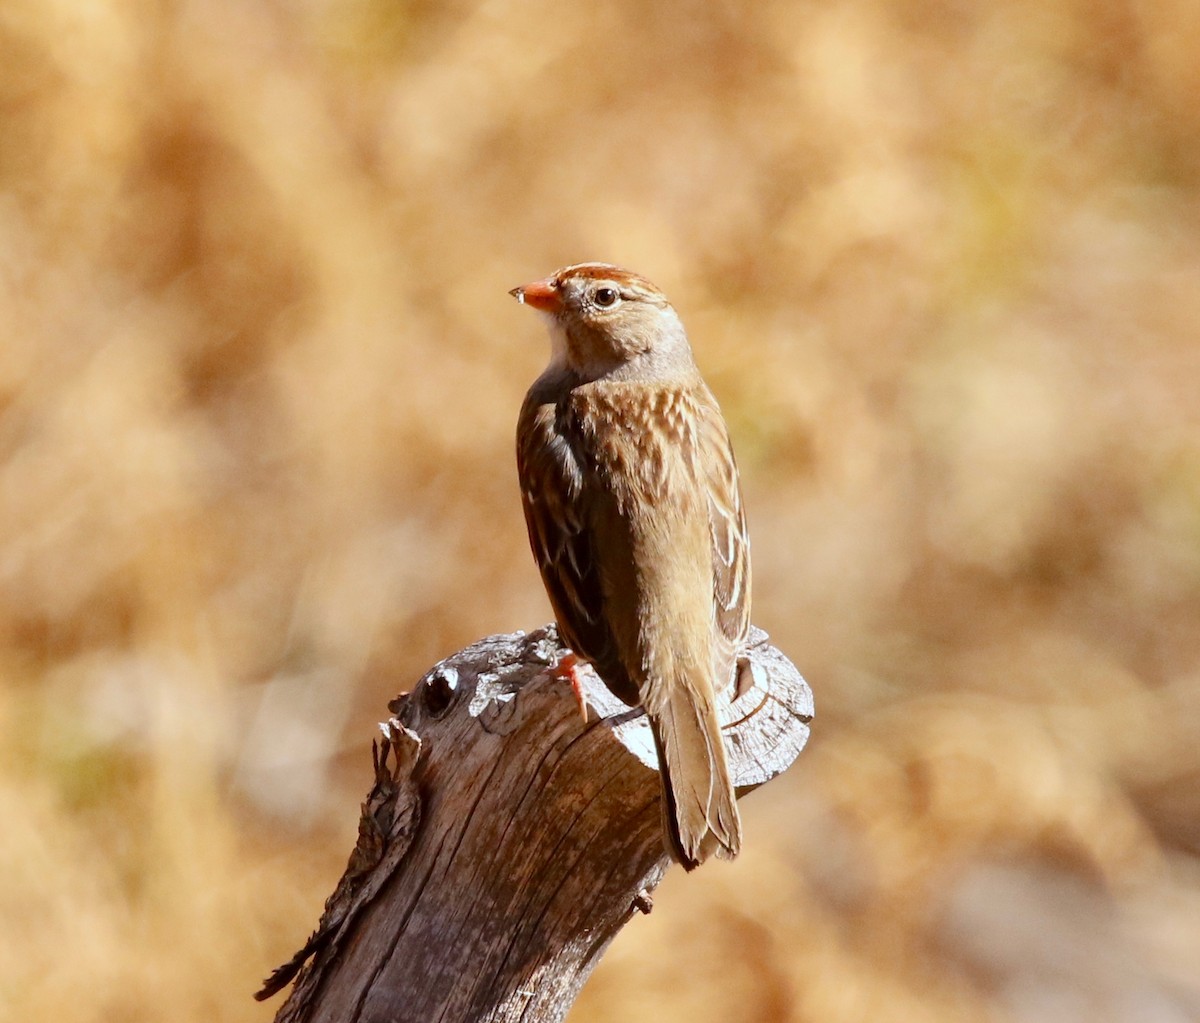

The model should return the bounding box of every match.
[257,624,812,1023]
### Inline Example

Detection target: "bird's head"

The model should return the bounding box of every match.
[510,263,695,382]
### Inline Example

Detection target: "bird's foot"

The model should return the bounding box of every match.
[553,652,590,722]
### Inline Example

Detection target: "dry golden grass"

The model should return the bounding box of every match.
[2,0,1199,1019]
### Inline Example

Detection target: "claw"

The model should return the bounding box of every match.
[553,652,590,722]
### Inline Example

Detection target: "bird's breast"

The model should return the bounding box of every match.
[569,382,703,503]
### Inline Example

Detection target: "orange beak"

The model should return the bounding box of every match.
[509,278,562,313]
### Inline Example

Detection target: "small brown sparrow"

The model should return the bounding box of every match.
[511,263,751,869]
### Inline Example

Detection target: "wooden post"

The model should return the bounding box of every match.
[256,625,812,1023]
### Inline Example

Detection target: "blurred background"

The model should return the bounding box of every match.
[2,0,1199,1019]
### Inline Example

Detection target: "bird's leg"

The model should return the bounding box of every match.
[553,652,590,722]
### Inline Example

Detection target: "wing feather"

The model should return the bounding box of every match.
[693,387,752,690]
[516,389,631,700]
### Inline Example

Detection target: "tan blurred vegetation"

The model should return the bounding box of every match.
[2,0,1199,1019]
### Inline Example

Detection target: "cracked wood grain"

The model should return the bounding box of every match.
[257,625,812,1023]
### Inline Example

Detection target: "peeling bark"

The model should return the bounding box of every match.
[257,625,812,1023]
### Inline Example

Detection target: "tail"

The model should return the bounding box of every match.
[648,679,742,870]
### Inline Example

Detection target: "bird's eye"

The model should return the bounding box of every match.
[593,287,619,308]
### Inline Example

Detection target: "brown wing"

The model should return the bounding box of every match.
[516,388,633,701]
[694,386,752,688]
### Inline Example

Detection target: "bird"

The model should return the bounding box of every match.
[511,262,751,870]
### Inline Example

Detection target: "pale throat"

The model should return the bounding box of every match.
[540,314,571,373]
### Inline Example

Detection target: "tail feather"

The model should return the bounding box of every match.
[649,681,741,870]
